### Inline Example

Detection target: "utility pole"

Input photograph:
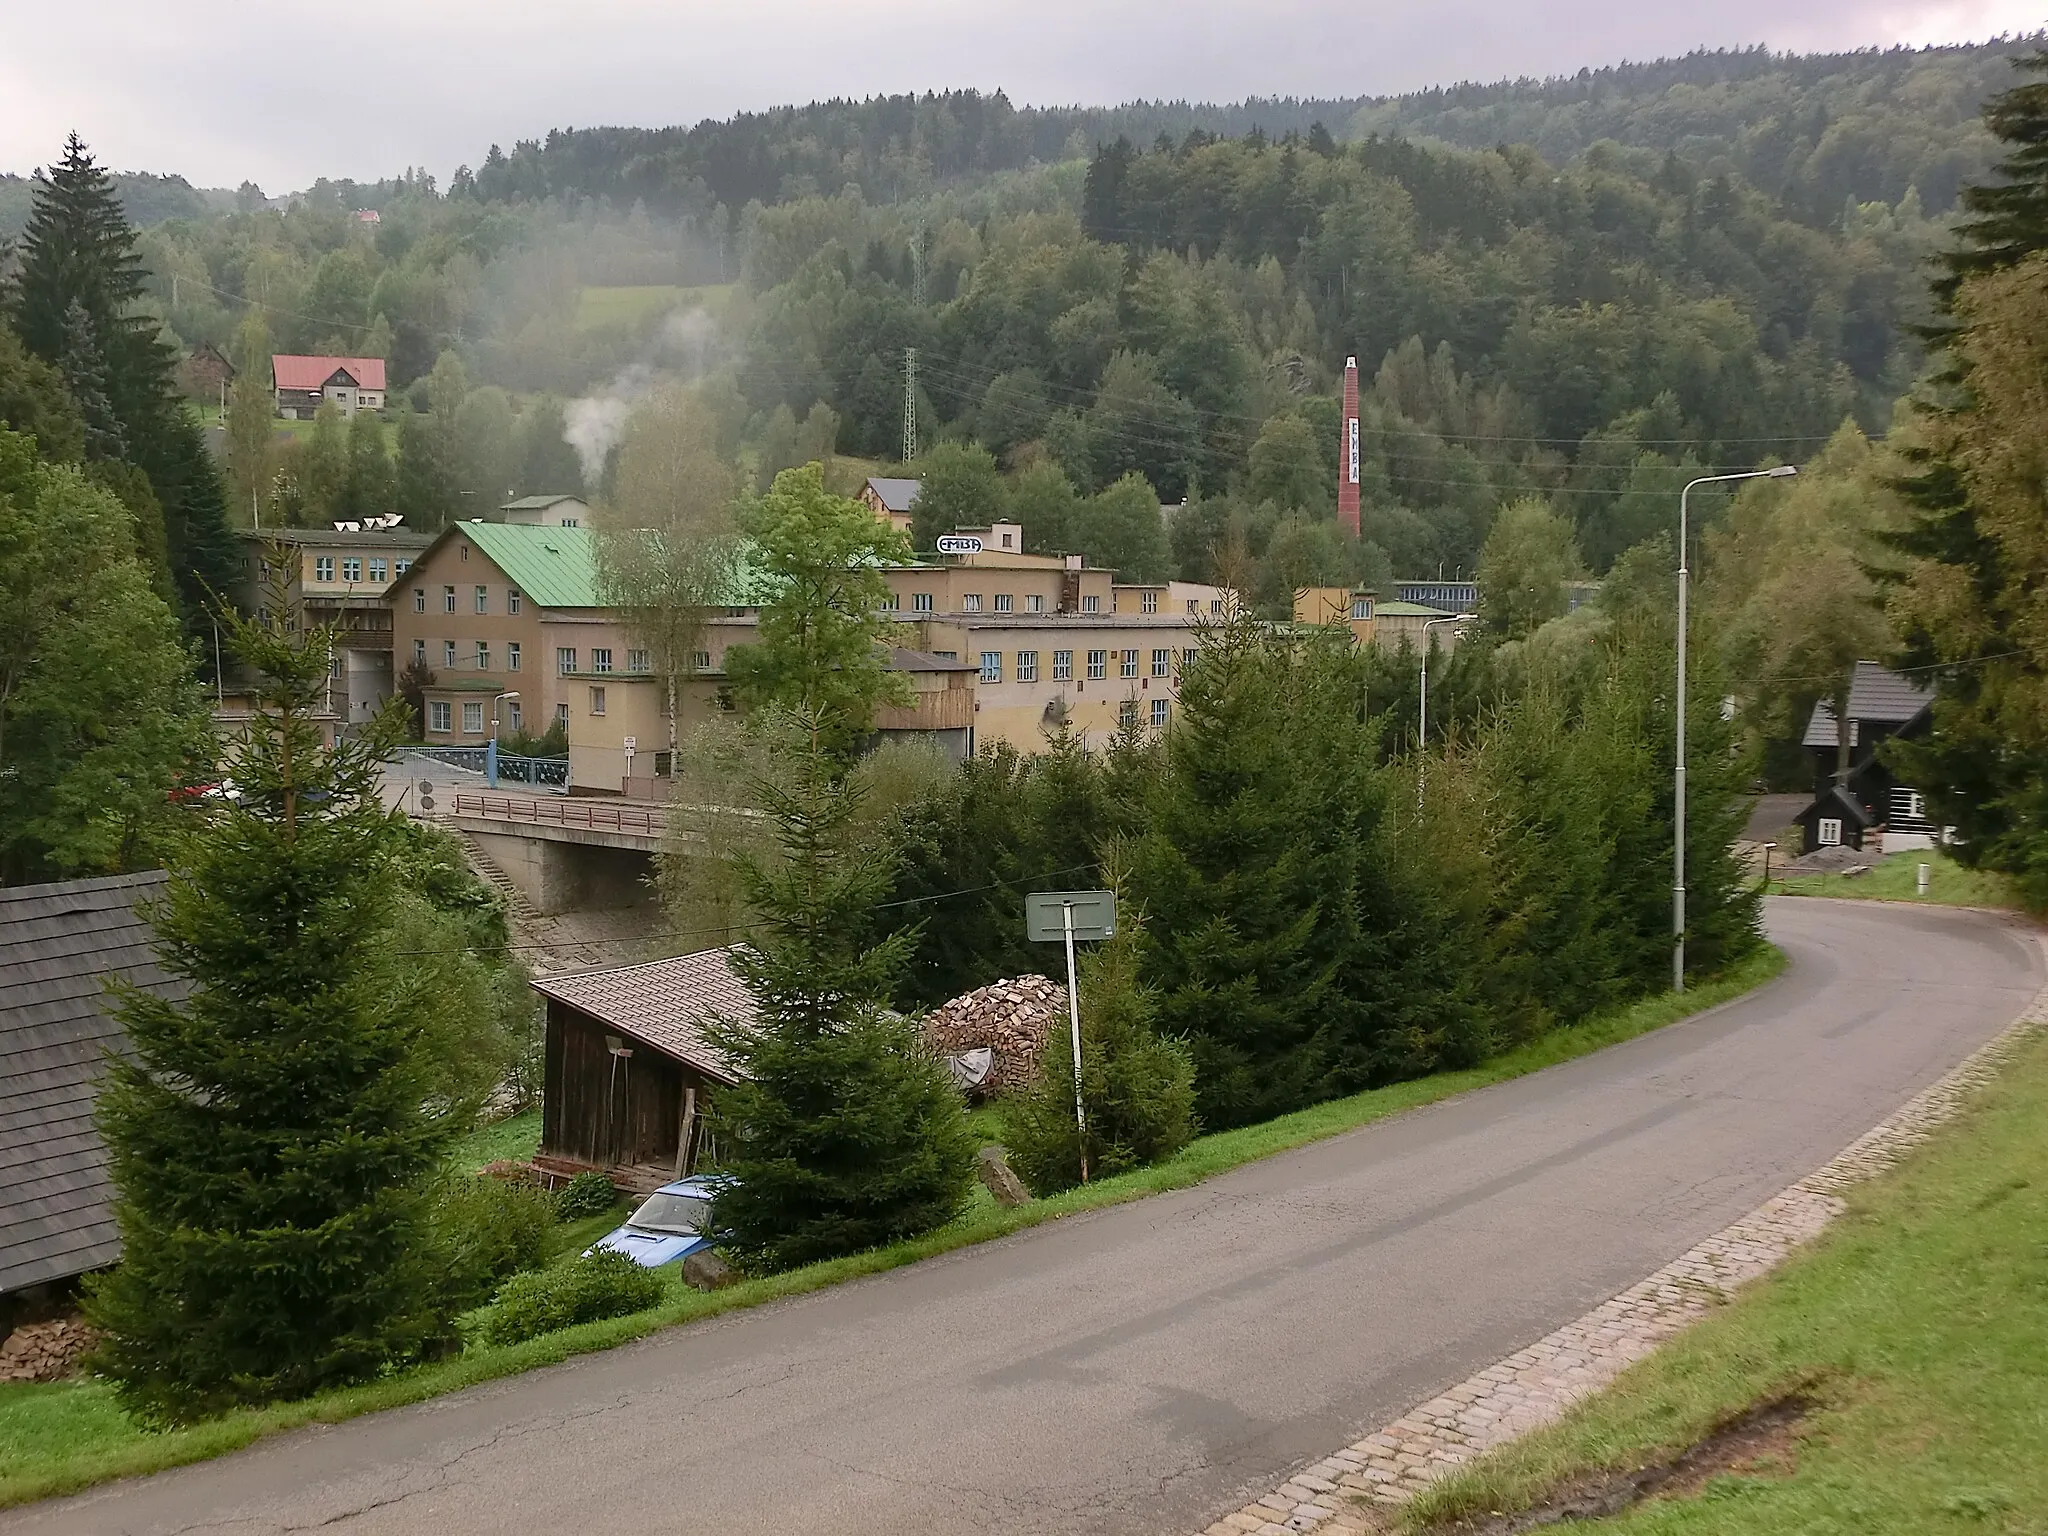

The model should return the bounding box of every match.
[902,227,925,465]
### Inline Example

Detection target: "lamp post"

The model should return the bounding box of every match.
[488,690,520,788]
[1417,613,1477,809]
[1673,466,1797,991]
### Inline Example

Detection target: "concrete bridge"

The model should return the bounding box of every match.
[438,790,666,915]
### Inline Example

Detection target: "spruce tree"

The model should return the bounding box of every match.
[1006,912,1196,1195]
[1939,48,2048,298]
[706,714,976,1273]
[7,136,237,628]
[88,593,455,1424]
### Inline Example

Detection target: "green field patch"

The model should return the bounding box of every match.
[1771,849,2019,909]
[575,284,733,332]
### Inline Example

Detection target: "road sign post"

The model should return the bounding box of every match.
[1026,890,1116,1183]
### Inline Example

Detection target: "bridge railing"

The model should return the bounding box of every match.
[450,791,667,838]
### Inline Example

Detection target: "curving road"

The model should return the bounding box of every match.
[10,898,2040,1536]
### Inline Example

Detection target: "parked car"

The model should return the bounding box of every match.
[584,1175,728,1269]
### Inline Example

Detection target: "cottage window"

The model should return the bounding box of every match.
[462,701,484,734]
[589,686,607,716]
[1141,589,1158,614]
[627,649,649,673]
[315,556,335,582]
[591,648,613,674]
[369,558,387,582]
[557,647,577,675]
[429,701,452,733]
[1151,648,1170,677]
[1052,649,1072,682]
[980,651,1003,683]
[507,641,521,672]
[341,557,362,583]
[1151,697,1169,728]
[508,589,522,614]
[1018,650,1039,683]
[1120,649,1139,680]
[1087,649,1107,681]
[1818,818,1843,847]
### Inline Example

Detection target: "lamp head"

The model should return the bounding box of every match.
[1767,464,1798,478]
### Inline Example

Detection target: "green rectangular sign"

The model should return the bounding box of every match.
[1025,889,1117,943]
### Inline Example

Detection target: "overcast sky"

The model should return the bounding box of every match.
[2,0,2039,191]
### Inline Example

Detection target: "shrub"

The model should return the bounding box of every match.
[432,1176,555,1311]
[475,1249,665,1347]
[1006,914,1197,1195]
[554,1171,618,1222]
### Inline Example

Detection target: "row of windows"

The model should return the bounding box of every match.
[958,592,1050,615]
[977,648,1186,684]
[415,584,524,615]
[425,695,595,735]
[312,555,408,584]
[410,642,670,676]
[554,648,655,675]
[415,639,527,671]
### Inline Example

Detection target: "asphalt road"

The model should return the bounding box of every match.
[13,898,2040,1536]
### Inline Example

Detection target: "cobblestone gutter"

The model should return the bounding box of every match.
[1196,974,2048,1536]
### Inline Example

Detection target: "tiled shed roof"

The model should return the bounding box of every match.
[531,948,755,1084]
[0,871,183,1295]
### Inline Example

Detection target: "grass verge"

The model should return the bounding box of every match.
[1768,849,2019,909]
[1400,1019,2048,1534]
[0,947,1785,1510]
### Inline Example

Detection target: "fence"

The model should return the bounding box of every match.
[399,746,569,791]
[449,792,667,839]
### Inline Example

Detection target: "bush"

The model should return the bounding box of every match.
[475,1249,666,1347]
[432,1176,556,1311]
[554,1171,618,1222]
[1005,915,1197,1196]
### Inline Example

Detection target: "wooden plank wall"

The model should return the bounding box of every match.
[540,1001,686,1168]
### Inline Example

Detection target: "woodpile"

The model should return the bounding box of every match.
[0,1318,101,1384]
[923,975,1066,1096]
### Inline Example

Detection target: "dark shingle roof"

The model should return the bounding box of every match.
[1803,662,1935,747]
[0,872,182,1294]
[865,477,921,513]
[531,948,755,1084]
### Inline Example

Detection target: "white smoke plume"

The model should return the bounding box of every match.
[563,306,724,487]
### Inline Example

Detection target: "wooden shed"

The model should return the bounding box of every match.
[530,948,754,1192]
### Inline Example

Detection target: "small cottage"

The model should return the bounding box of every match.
[271,355,388,419]
[531,948,755,1192]
[1795,662,1938,855]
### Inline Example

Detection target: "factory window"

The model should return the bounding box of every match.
[1052,650,1073,682]
[1017,650,1038,683]
[1087,649,1107,681]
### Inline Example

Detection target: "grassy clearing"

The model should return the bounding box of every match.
[1402,1023,2048,1535]
[0,948,1783,1509]
[574,284,733,331]
[1769,849,2019,909]
[448,1108,541,1170]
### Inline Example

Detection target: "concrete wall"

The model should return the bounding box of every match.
[466,830,658,916]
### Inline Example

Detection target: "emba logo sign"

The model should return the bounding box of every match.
[935,534,984,555]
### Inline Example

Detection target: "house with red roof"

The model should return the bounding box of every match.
[271,354,388,419]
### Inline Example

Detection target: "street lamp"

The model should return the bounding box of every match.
[487,691,520,789]
[1673,465,1797,991]
[1418,613,1477,809]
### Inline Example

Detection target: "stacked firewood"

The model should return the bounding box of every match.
[0,1318,101,1384]
[922,975,1066,1095]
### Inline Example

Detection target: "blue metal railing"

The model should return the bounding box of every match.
[399,745,569,792]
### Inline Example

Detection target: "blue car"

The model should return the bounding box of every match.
[585,1175,728,1269]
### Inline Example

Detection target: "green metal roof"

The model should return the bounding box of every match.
[453,520,782,610]
[457,521,604,608]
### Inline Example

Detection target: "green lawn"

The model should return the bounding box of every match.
[574,284,733,332]
[1403,1021,2048,1534]
[448,1108,541,1170]
[1770,849,2019,909]
[0,948,1783,1509]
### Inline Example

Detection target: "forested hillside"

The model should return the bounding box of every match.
[17,38,2034,595]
